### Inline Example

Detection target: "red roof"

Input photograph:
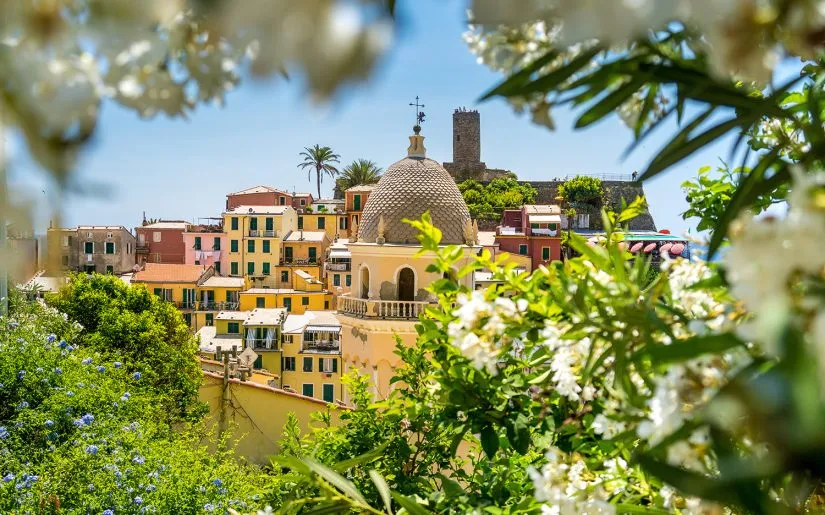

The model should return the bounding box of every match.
[132,263,207,283]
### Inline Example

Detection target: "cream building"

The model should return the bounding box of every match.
[336,126,481,401]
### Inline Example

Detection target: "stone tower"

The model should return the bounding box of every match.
[452,108,482,164]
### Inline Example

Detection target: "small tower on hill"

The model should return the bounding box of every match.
[452,108,482,164]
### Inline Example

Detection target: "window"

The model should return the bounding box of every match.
[317,217,325,229]
[105,242,115,254]
[256,297,265,308]
[266,217,274,231]
[300,199,306,206]
[284,246,293,262]
[302,296,309,306]
[531,223,539,229]
[281,271,289,282]
[279,197,285,206]
[339,217,347,230]
[324,300,330,309]
[333,274,340,287]
[206,313,214,326]
[283,357,295,371]
[456,134,461,142]
[519,244,528,255]
[138,233,145,245]
[62,235,70,246]
[345,274,351,287]
[549,223,557,232]
[84,241,94,254]
[263,240,270,253]
[61,255,69,266]
[215,262,221,274]
[230,240,238,252]
[249,217,258,231]
[308,247,317,262]
[230,262,239,276]
[284,298,292,312]
[213,237,221,250]
[183,313,192,326]
[542,247,550,260]
[153,288,162,296]
[106,265,114,274]
[303,357,313,372]
[262,262,270,275]
[127,243,132,254]
[302,384,314,397]
[85,264,96,273]
[194,237,201,250]
[323,384,334,403]
[353,194,361,211]
[575,214,590,229]
[227,322,240,334]
[297,217,304,230]
[153,232,161,242]
[231,217,239,230]
[247,262,255,275]
[247,240,255,253]
[319,358,337,373]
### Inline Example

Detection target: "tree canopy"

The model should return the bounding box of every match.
[458,178,538,221]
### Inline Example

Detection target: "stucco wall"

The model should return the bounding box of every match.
[135,227,187,265]
[200,371,342,465]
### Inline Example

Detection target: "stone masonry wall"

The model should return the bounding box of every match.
[452,109,481,163]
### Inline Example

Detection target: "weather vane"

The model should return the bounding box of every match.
[409,95,426,126]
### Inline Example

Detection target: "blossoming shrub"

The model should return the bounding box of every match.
[0,293,269,513]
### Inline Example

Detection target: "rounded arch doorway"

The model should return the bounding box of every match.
[397,267,415,302]
[360,266,370,299]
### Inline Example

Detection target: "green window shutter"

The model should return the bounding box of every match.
[332,359,338,373]
[354,195,361,211]
[228,322,239,334]
[249,217,258,230]
[230,240,238,252]
[105,242,115,254]
[230,262,239,275]
[542,247,550,260]
[297,217,303,230]
[266,217,273,231]
[302,384,314,398]
[284,298,292,311]
[302,296,309,306]
[263,262,270,275]
[333,274,340,286]
[206,314,213,326]
[84,242,93,253]
[317,217,325,229]
[263,240,270,253]
[213,237,221,250]
[247,262,255,275]
[284,247,293,260]
[345,274,351,286]
[215,262,221,274]
[519,244,528,255]
[247,240,255,253]
[231,217,238,230]
[308,247,317,261]
[256,297,265,308]
[153,288,162,296]
[323,384,334,403]
[318,358,323,371]
[549,224,557,232]
[303,357,312,372]
[194,237,201,250]
[281,271,289,282]
[531,223,538,229]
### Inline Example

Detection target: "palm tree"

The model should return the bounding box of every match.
[298,145,341,199]
[338,159,382,191]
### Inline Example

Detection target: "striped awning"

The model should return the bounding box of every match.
[305,325,341,334]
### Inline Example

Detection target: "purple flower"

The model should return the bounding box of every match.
[17,370,25,380]
[66,391,74,397]
[103,510,114,515]
[72,419,84,428]
[96,365,106,373]
[203,504,215,512]
[87,483,95,492]
[132,455,145,465]
[45,420,54,427]
[81,358,93,365]
[145,484,156,492]
[132,372,141,380]
[59,340,68,349]
[81,413,95,425]
[133,496,143,505]
[3,473,13,482]
[212,478,223,487]
[36,367,43,373]
[0,427,8,439]
[8,322,19,329]
[47,334,56,343]
[114,361,122,368]
[17,401,28,409]
[121,392,131,401]
[85,445,98,455]
[54,367,62,375]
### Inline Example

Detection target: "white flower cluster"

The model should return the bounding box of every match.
[449,291,529,375]
[541,322,595,402]
[469,0,825,83]
[726,167,825,355]
[528,447,620,515]
[662,258,725,325]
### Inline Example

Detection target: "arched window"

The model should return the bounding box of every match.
[360,267,370,299]
[398,267,415,302]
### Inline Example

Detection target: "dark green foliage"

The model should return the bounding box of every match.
[458,178,537,221]
[557,176,604,205]
[45,274,204,423]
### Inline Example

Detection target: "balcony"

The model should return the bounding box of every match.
[281,258,318,266]
[530,229,558,236]
[337,294,431,320]
[198,301,239,311]
[136,244,150,253]
[174,301,197,309]
[301,339,341,354]
[326,262,351,272]
[248,230,277,238]
[247,338,280,351]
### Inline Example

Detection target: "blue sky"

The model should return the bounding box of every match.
[9,0,736,235]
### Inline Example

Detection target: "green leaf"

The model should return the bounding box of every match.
[436,473,464,497]
[304,458,369,506]
[478,49,561,100]
[575,78,647,128]
[331,441,390,472]
[303,502,352,514]
[391,492,430,515]
[480,425,499,458]
[369,470,394,514]
[644,333,744,365]
[528,367,553,385]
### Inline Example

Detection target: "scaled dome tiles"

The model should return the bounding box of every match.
[358,157,471,245]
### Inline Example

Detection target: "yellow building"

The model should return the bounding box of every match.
[224,205,298,287]
[298,212,347,240]
[192,275,248,332]
[198,309,342,403]
[335,127,479,402]
[325,238,352,299]
[131,263,212,330]
[282,230,330,265]
[238,288,332,314]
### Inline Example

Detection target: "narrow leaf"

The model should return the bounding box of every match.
[304,459,368,506]
[576,78,647,128]
[369,470,394,514]
[391,492,430,515]
[644,333,744,365]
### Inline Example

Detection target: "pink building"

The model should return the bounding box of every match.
[495,205,564,270]
[183,226,228,276]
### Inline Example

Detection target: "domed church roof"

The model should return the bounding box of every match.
[357,127,471,245]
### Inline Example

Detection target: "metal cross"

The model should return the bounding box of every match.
[409,96,426,125]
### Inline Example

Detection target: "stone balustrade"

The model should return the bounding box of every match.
[337,294,430,320]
